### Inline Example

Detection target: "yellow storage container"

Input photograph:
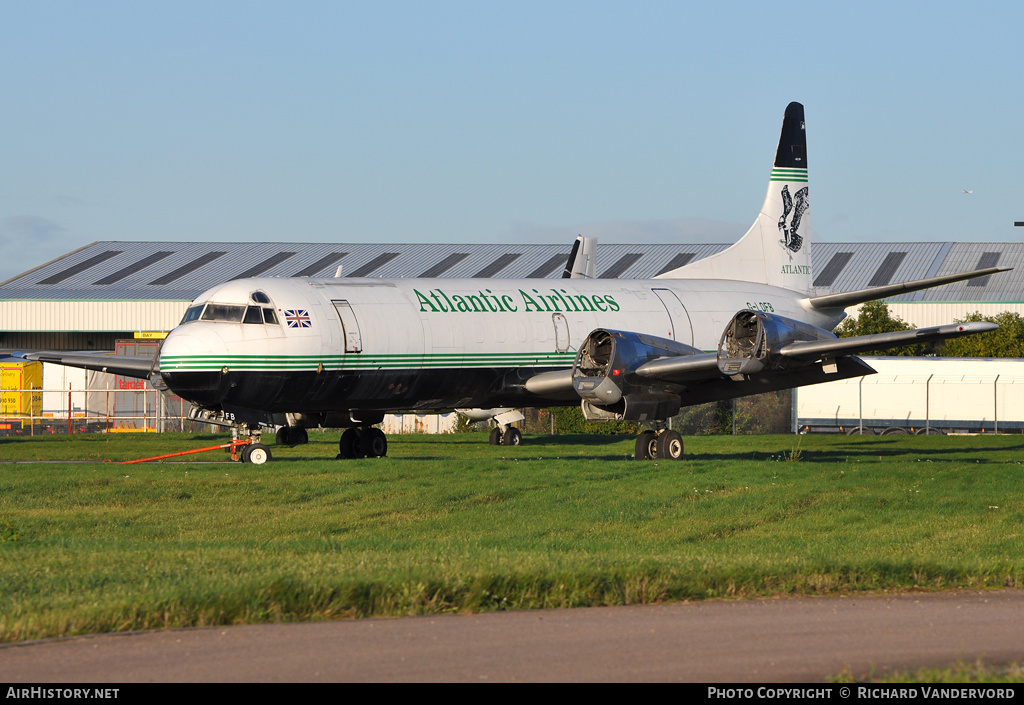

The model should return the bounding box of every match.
[1,360,43,428]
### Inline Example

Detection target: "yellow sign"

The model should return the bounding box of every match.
[0,361,42,420]
[134,332,168,339]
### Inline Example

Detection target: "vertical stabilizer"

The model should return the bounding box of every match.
[656,102,813,294]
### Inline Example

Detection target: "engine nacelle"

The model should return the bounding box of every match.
[717,310,836,377]
[572,328,698,421]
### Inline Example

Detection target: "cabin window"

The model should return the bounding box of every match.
[263,308,280,325]
[180,304,204,324]
[201,303,246,322]
[243,306,264,324]
[251,291,271,304]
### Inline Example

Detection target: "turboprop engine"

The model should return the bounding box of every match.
[717,310,837,377]
[572,329,700,422]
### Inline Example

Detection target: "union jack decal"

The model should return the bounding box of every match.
[284,309,312,328]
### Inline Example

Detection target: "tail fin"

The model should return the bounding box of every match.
[656,102,813,294]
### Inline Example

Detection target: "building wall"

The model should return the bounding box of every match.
[380,412,458,434]
[0,331,128,350]
[0,300,188,333]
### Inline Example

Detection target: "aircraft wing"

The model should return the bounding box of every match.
[774,321,997,361]
[804,267,1010,311]
[10,350,158,379]
[524,319,998,402]
[634,321,995,383]
[635,321,996,382]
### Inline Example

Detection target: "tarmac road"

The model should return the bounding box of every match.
[2,589,1023,682]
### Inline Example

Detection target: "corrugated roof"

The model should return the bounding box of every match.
[2,240,1022,303]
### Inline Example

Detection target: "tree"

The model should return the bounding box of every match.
[833,300,930,356]
[940,311,1024,358]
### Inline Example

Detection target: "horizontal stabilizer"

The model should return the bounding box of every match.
[805,267,1011,311]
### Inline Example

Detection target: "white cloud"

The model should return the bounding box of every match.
[1,215,67,243]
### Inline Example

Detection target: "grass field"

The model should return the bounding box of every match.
[1,430,1023,644]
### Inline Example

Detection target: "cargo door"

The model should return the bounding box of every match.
[332,300,362,353]
[552,313,571,352]
[652,288,694,346]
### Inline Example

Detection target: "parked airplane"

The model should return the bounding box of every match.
[17,103,1004,463]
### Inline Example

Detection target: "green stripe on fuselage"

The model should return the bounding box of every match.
[160,352,578,372]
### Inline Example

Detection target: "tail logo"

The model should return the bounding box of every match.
[778,185,808,253]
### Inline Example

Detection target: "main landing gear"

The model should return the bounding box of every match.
[275,425,309,446]
[337,426,388,459]
[634,428,684,461]
[489,425,523,446]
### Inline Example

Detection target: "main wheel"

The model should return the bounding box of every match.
[291,427,308,445]
[500,427,522,446]
[360,427,388,457]
[275,427,291,445]
[489,427,502,445]
[656,430,684,460]
[338,428,362,459]
[246,443,271,465]
[635,430,657,460]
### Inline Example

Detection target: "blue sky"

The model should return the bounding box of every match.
[2,1,1021,284]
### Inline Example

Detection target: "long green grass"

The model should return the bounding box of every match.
[1,431,1023,643]
[831,660,1024,683]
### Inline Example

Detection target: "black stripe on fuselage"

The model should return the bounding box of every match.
[162,367,568,413]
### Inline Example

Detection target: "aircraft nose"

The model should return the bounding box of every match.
[158,327,227,406]
[159,328,207,369]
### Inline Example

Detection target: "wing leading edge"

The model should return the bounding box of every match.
[11,350,157,379]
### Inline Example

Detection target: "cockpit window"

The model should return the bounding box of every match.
[201,303,246,322]
[180,304,204,324]
[243,306,264,324]
[251,291,271,304]
[263,308,279,325]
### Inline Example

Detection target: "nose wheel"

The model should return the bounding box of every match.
[230,425,274,464]
[241,443,272,465]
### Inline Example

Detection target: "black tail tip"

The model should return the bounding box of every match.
[774,102,807,169]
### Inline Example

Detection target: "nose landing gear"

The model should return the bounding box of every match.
[232,425,273,464]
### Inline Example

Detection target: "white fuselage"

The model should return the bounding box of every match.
[157,274,839,418]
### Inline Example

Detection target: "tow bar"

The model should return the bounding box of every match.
[116,439,271,465]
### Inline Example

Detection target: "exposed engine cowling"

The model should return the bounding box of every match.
[717,310,836,377]
[573,329,699,422]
